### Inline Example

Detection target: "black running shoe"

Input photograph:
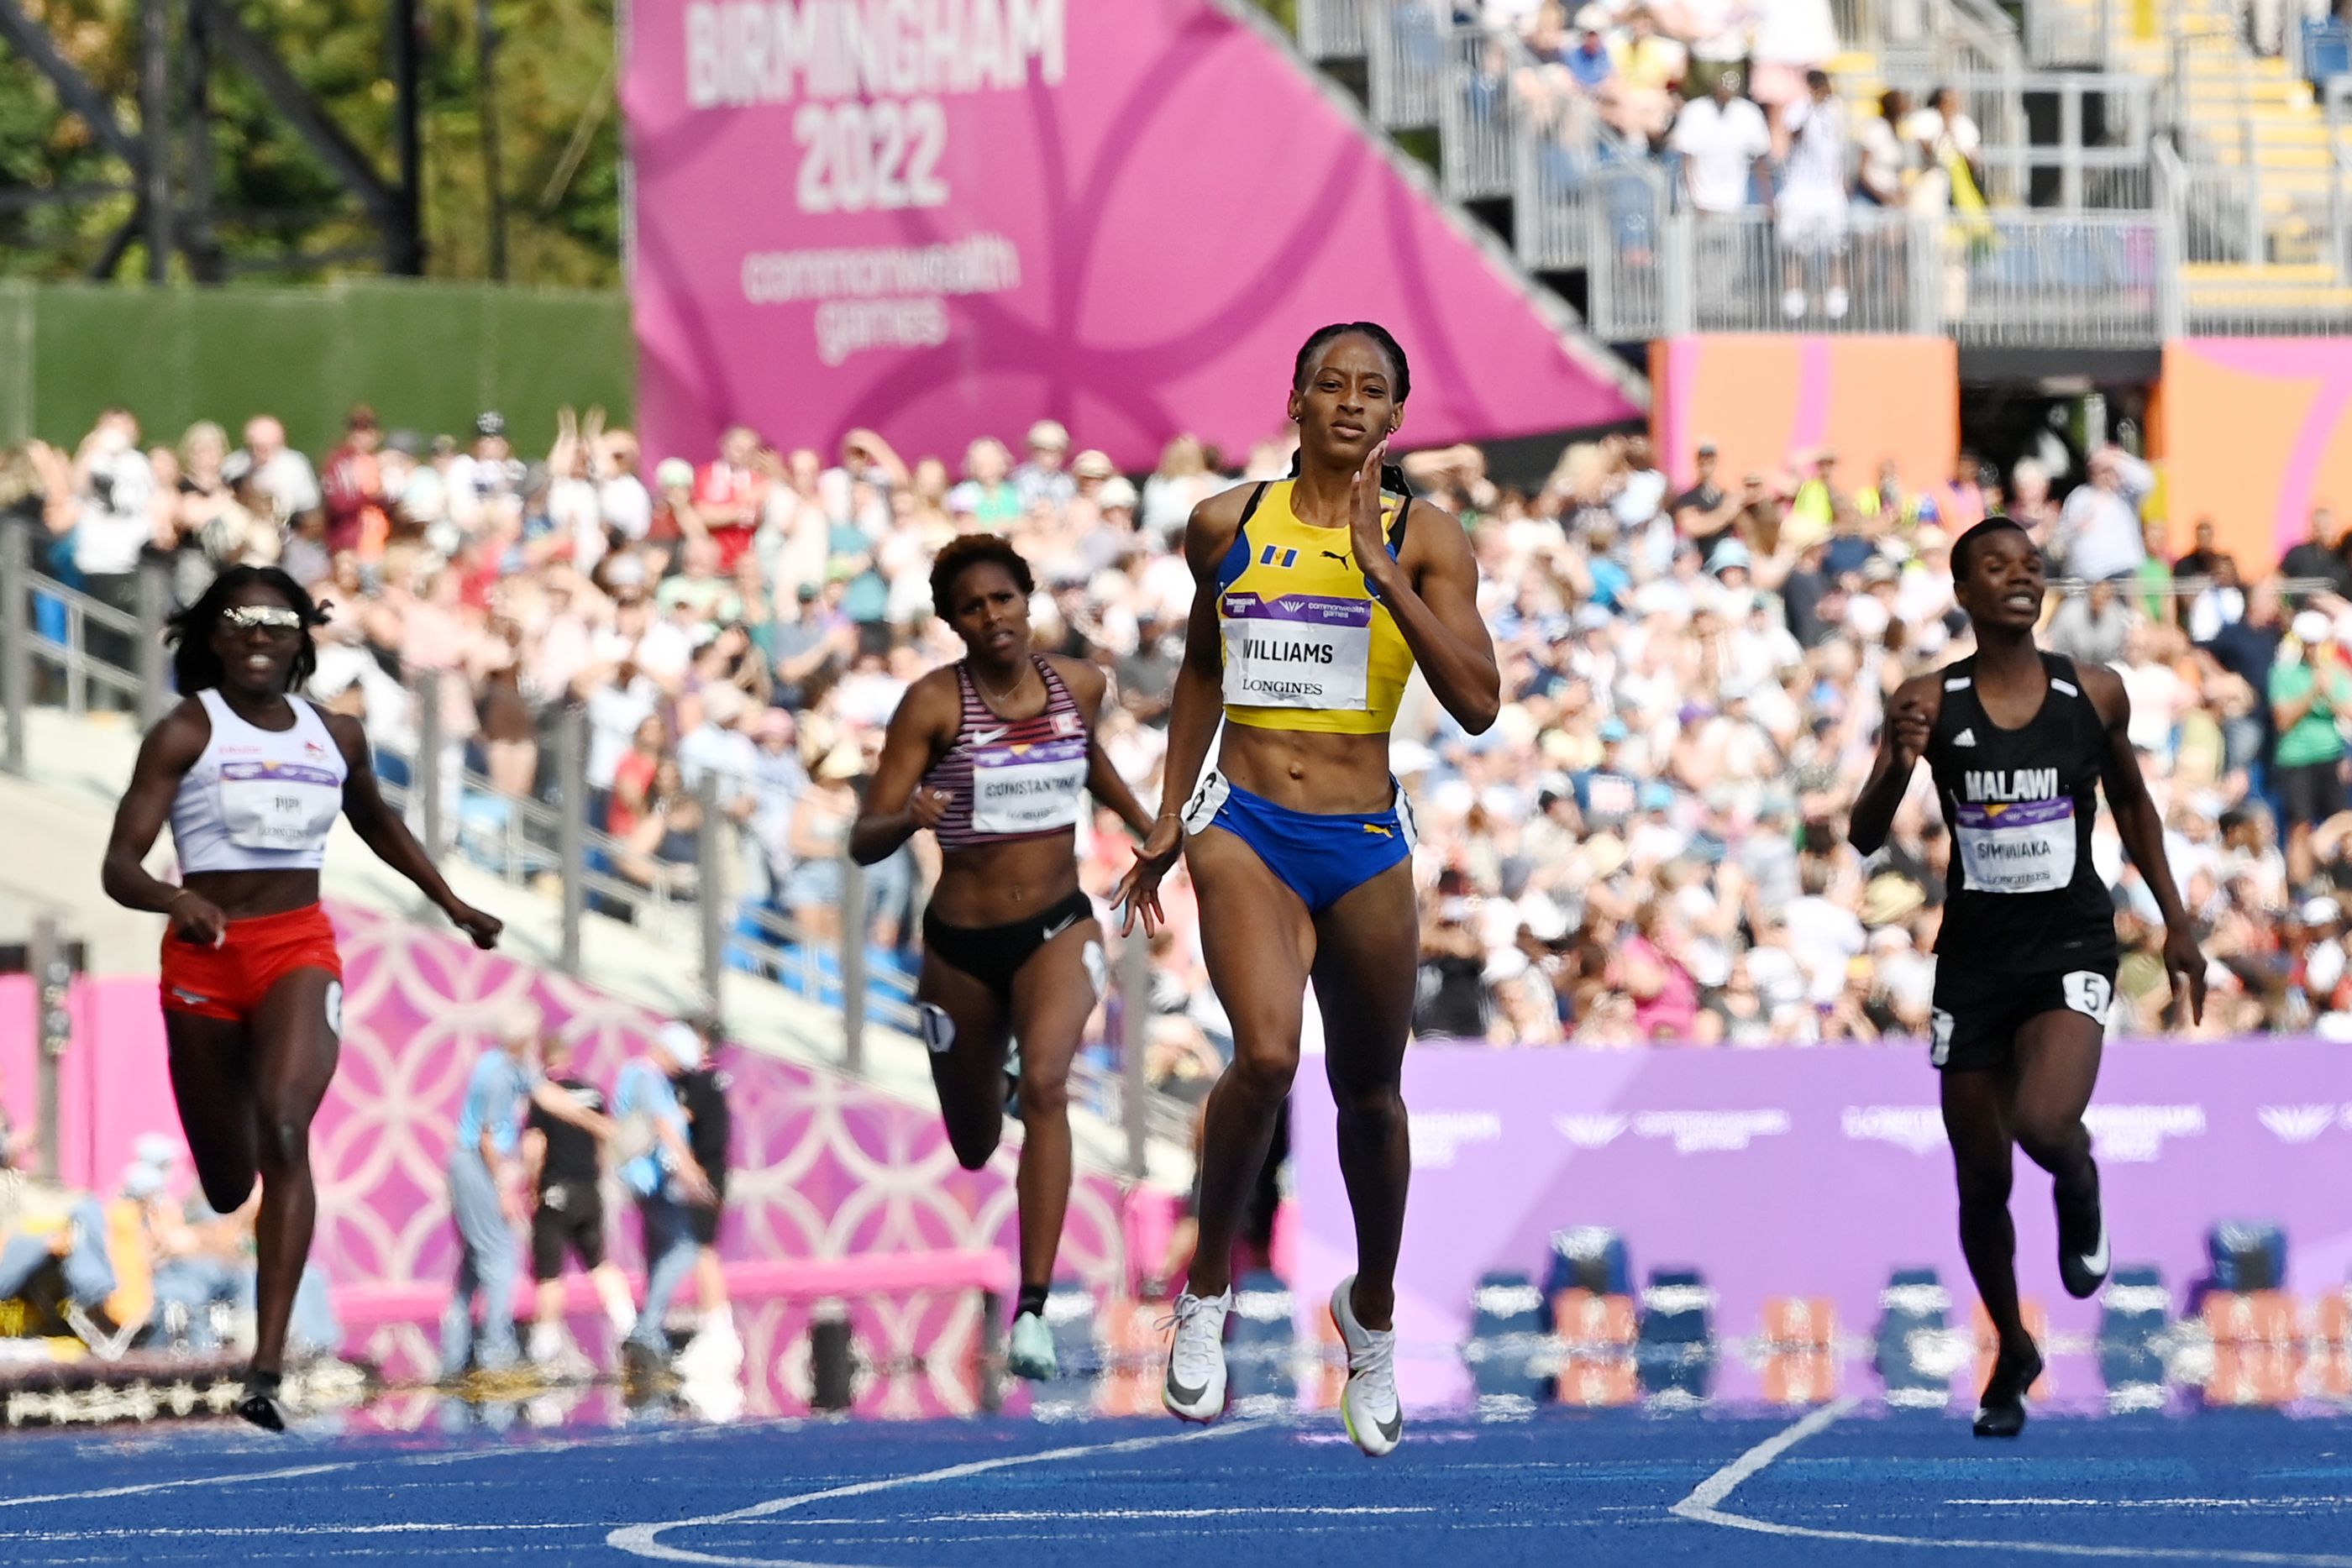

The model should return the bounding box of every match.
[2056,1164,2110,1300]
[234,1392,289,1433]
[1972,1341,2044,1439]
[621,1338,674,1387]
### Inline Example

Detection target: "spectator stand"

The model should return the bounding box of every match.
[1283,0,2352,340]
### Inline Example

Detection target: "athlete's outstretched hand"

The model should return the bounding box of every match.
[2163,920,2208,1029]
[1113,818,1180,936]
[1886,688,1934,772]
[445,900,503,951]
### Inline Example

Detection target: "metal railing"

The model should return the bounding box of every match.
[2024,0,2116,71]
[1830,0,1943,73]
[1588,197,2175,345]
[0,536,168,728]
[1516,85,1638,273]
[2168,29,2255,151]
[1297,0,1369,63]
[0,526,1188,1172]
[1583,161,1675,339]
[1877,71,2155,212]
[1440,24,1519,201]
[1368,0,1447,130]
[1950,209,2170,345]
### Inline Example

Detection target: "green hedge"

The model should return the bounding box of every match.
[0,280,633,455]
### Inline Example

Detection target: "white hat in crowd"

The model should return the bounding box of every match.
[657,1020,705,1069]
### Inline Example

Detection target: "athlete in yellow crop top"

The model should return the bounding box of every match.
[1215,479,1417,734]
[1115,323,1499,1456]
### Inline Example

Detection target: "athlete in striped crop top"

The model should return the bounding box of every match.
[852,534,1157,1383]
[1115,323,1499,1455]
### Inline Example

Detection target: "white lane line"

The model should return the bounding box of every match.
[898,1506,1434,1521]
[1950,1501,2352,1512]
[1672,1400,2352,1565]
[0,1464,349,1509]
[607,1421,1268,1567]
[0,1522,591,1543]
[3,1500,1436,1544]
[0,1419,748,1515]
[1672,1396,1859,1518]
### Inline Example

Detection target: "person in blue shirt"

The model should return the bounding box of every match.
[439,1004,612,1378]
[616,1021,718,1382]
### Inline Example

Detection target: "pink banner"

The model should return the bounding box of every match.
[0,974,175,1193]
[622,0,1641,470]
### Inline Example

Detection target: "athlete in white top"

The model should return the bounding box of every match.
[102,567,501,1429]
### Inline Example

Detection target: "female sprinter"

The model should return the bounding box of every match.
[1115,323,1499,1455]
[102,566,501,1429]
[853,534,1158,1381]
[1850,517,2205,1437]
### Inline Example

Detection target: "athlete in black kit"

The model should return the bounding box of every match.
[1850,517,2206,1439]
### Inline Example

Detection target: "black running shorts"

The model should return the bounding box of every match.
[531,1181,606,1280]
[1929,961,2117,1073]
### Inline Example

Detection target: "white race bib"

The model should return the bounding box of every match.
[1221,591,1372,711]
[969,737,1088,836]
[218,760,344,852]
[1955,795,2076,894]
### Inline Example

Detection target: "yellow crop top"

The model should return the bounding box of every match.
[1215,479,1415,735]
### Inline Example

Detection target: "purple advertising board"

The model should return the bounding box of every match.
[1294,1039,2352,1404]
[621,0,1641,471]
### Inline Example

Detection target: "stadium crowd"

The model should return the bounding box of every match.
[8,396,2352,1091]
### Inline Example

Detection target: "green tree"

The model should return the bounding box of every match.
[0,0,622,284]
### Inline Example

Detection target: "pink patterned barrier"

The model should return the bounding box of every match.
[5,905,1133,1418]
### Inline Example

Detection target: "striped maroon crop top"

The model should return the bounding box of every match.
[921,657,1092,851]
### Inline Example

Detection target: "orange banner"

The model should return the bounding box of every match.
[2160,340,2352,574]
[1650,335,1958,493]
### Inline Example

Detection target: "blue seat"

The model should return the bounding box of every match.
[2303,19,2350,86]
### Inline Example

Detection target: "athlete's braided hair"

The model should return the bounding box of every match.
[929,532,1035,619]
[1950,513,2033,580]
[1289,321,1415,502]
[165,564,328,695]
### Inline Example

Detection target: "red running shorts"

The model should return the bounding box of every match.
[159,903,343,1023]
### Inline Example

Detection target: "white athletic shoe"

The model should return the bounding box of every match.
[527,1322,564,1367]
[1162,1289,1232,1423]
[595,1271,638,1339]
[1007,1310,1058,1381]
[675,1313,744,1382]
[1331,1275,1402,1457]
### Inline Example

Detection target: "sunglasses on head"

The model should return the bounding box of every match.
[222,605,304,633]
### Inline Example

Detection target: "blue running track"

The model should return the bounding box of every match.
[1,1402,2349,1565]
